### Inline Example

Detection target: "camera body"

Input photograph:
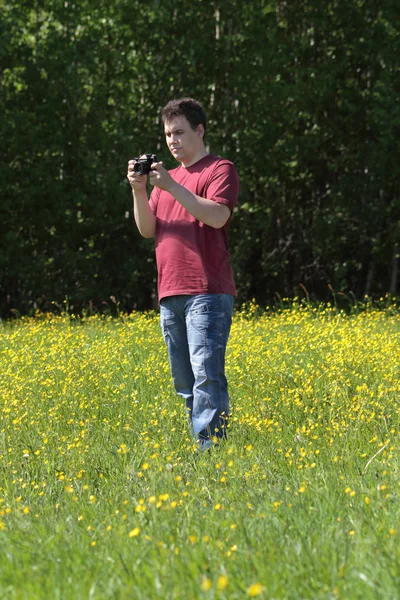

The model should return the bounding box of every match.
[133,154,157,175]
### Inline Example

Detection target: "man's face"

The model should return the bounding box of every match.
[164,115,204,165]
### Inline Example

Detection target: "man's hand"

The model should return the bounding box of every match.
[149,162,174,192]
[127,159,147,191]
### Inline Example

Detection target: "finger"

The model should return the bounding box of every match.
[151,161,163,170]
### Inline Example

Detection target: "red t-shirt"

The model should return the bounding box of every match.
[149,154,239,301]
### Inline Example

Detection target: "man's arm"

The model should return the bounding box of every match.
[132,187,156,238]
[168,181,231,229]
[149,162,232,229]
[127,160,156,238]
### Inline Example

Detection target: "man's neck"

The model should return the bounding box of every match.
[181,148,209,168]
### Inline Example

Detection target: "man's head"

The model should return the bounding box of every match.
[162,98,207,137]
[162,98,208,167]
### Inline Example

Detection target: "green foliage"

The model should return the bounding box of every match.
[1,0,399,315]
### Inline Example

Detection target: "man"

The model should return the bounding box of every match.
[127,97,239,450]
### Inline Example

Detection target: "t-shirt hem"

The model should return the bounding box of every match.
[159,288,236,301]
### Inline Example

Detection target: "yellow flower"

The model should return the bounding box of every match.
[248,583,265,597]
[200,577,212,591]
[23,506,30,515]
[128,527,140,538]
[217,575,229,590]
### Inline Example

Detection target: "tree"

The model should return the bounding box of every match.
[1,0,399,317]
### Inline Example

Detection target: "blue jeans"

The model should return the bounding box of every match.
[160,294,234,442]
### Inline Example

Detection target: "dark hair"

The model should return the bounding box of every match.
[161,98,207,136]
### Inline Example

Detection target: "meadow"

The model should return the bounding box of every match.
[0,300,399,600]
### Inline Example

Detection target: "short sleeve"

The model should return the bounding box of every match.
[204,160,239,212]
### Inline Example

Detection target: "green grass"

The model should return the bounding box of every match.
[0,303,399,599]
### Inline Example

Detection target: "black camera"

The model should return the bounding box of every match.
[133,154,157,175]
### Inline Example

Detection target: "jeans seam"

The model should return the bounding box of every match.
[203,327,213,417]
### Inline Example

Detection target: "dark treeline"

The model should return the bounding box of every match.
[1,0,399,317]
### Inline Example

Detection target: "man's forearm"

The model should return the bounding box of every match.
[132,189,156,238]
[168,181,230,229]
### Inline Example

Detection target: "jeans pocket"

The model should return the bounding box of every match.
[188,294,223,316]
[160,302,175,344]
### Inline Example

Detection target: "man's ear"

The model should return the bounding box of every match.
[197,124,205,138]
